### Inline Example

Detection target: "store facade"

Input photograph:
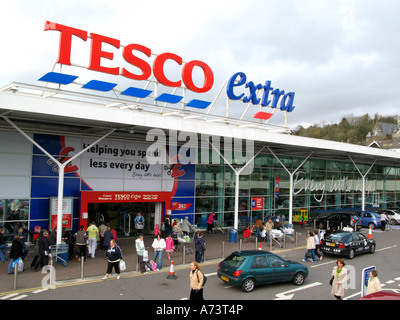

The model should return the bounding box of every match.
[1,21,400,240]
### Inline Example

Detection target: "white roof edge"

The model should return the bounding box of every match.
[1,91,400,160]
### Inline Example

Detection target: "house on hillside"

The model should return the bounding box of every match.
[366,122,399,143]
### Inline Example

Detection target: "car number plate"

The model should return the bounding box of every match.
[329,243,335,247]
[221,275,229,282]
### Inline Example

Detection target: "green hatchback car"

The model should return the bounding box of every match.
[217,250,308,292]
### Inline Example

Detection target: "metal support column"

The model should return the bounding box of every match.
[349,156,376,211]
[2,116,115,244]
[266,146,313,225]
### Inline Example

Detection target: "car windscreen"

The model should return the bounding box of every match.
[324,233,351,242]
[222,253,246,268]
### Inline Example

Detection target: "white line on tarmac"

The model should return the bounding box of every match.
[0,293,20,300]
[11,294,28,300]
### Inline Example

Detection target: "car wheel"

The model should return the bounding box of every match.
[241,278,255,292]
[348,249,355,259]
[369,244,375,254]
[292,272,305,286]
[368,223,375,229]
[390,219,397,225]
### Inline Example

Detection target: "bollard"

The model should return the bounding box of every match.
[283,232,286,248]
[255,237,258,250]
[222,241,225,258]
[269,233,272,251]
[13,263,18,290]
[182,244,186,265]
[295,232,298,247]
[80,256,84,279]
[239,239,242,251]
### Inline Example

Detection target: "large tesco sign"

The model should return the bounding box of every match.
[44,21,295,118]
[44,21,214,93]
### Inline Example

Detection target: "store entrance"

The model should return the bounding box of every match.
[87,202,162,236]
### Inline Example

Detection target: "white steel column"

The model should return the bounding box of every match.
[266,146,313,224]
[3,116,115,244]
[349,156,376,211]
[208,140,265,230]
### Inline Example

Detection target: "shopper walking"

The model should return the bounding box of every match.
[331,259,348,300]
[165,234,174,260]
[195,233,206,263]
[182,216,192,236]
[152,234,166,270]
[135,235,147,274]
[134,213,145,235]
[189,261,204,300]
[313,230,323,261]
[254,217,263,241]
[8,234,24,274]
[380,211,388,231]
[303,232,316,262]
[366,270,382,295]
[103,239,123,280]
[75,225,87,262]
[87,221,99,259]
[0,228,8,263]
[264,218,274,245]
[16,227,29,260]
[98,221,107,250]
[207,212,216,234]
[103,226,114,250]
[33,229,50,271]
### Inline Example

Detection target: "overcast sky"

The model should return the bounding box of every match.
[1,0,399,130]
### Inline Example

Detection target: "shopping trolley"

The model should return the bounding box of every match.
[49,244,69,267]
[213,220,226,234]
[283,224,295,243]
[176,235,194,255]
[271,229,284,248]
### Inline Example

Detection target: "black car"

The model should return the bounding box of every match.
[320,231,375,259]
[315,212,361,231]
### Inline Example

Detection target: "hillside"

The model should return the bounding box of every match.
[292,113,399,147]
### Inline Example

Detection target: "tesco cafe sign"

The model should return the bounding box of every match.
[44,21,295,119]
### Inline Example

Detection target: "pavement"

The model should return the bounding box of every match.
[0,225,312,295]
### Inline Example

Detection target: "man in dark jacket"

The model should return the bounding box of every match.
[195,233,206,263]
[8,234,24,274]
[33,229,50,271]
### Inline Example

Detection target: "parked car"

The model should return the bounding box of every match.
[217,250,308,292]
[356,211,381,229]
[376,209,400,225]
[315,212,361,231]
[320,231,375,259]
[358,289,400,300]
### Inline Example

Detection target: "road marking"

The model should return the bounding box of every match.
[205,272,217,277]
[33,288,49,294]
[0,293,20,300]
[11,294,28,300]
[376,245,397,252]
[274,282,322,300]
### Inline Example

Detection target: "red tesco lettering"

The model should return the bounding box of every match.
[44,21,214,93]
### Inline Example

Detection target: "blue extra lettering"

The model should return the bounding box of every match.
[226,72,295,112]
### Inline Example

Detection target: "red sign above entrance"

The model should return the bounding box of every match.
[81,191,172,203]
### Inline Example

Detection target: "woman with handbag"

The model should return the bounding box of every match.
[189,261,204,300]
[103,239,123,280]
[331,259,348,300]
[302,232,316,262]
